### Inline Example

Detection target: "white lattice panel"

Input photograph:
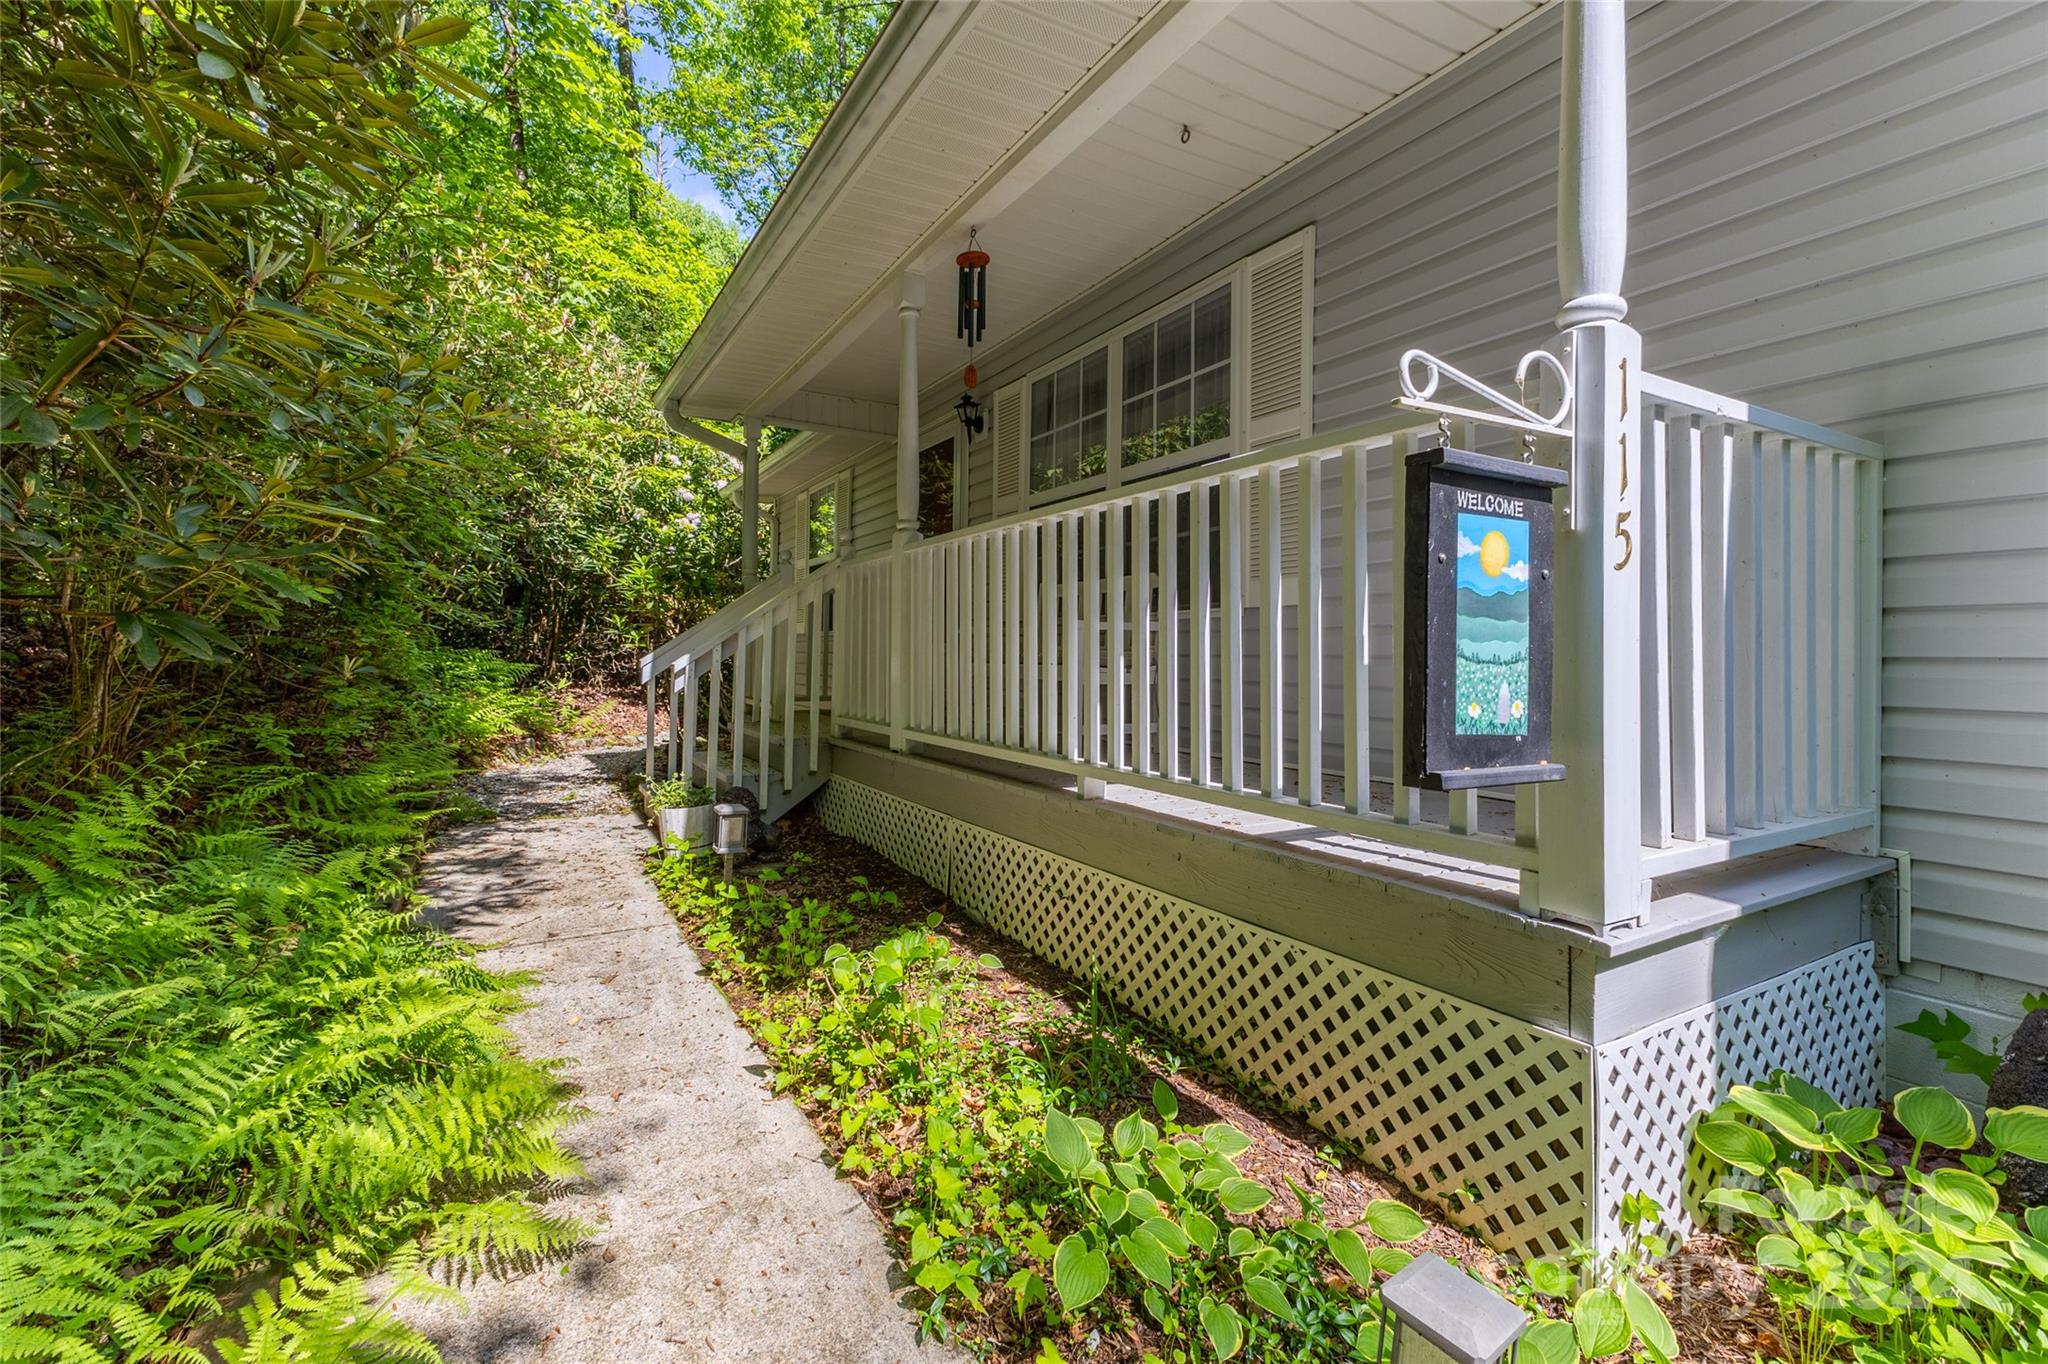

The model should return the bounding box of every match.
[819,777,1594,1260]
[1591,943,1884,1247]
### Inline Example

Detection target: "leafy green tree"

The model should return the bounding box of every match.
[1,0,493,766]
[645,0,889,227]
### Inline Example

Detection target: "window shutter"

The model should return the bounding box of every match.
[992,380,1025,517]
[1243,225,1314,448]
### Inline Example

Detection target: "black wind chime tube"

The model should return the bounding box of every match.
[956,242,989,346]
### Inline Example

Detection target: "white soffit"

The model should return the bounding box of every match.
[669,0,1542,425]
[665,0,1155,422]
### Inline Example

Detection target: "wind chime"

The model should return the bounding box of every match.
[954,228,989,443]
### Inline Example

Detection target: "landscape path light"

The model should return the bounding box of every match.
[1375,1253,1529,1364]
[712,802,748,884]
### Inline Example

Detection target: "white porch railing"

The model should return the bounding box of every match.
[857,413,1541,871]
[640,565,836,812]
[643,368,1882,926]
[1630,371,1884,875]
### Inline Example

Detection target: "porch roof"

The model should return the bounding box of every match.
[657,0,1545,467]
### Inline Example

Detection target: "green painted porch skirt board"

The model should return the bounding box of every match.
[816,774,1594,1261]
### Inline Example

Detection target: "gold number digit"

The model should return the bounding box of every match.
[1612,509,1634,572]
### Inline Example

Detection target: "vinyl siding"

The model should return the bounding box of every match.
[947,0,2046,1042]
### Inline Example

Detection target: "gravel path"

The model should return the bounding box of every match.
[389,745,953,1363]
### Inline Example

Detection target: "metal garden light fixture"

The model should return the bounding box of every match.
[1375,1254,1529,1364]
[955,366,984,445]
[712,802,748,884]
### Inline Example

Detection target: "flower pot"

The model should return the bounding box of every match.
[656,804,716,855]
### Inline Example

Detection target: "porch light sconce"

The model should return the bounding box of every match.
[955,365,984,445]
[1375,1254,1529,1364]
[956,227,988,346]
[712,802,748,883]
[1401,446,1569,790]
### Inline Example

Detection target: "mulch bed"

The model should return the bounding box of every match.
[659,805,1782,1362]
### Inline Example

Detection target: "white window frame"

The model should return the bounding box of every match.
[804,471,849,569]
[1023,257,1245,509]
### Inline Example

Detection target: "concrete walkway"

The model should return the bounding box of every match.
[390,746,951,1363]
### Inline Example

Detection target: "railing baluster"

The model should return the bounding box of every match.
[1260,464,1283,800]
[1640,406,1673,848]
[1021,526,1039,753]
[1390,433,1418,825]
[730,625,748,789]
[1812,445,1837,812]
[666,666,681,779]
[782,600,798,792]
[1760,439,1789,824]
[987,531,1004,745]
[1730,432,1761,827]
[1855,457,1881,814]
[1108,504,1126,770]
[1298,453,1323,808]
[1222,473,1246,794]
[1064,514,1082,761]
[1192,481,1213,788]
[1006,526,1023,750]
[955,543,970,737]
[1701,423,1733,836]
[759,613,776,798]
[1787,441,1812,818]
[707,640,723,789]
[1159,489,1180,783]
[1084,508,1102,767]
[1670,416,1705,843]
[1043,521,1059,755]
[808,590,823,772]
[1133,496,1152,775]
[1341,444,1369,816]
[1836,454,1858,813]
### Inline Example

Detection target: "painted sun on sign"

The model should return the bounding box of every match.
[1454,511,1531,736]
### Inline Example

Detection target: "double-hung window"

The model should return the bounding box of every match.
[1028,348,1108,494]
[1003,225,1311,514]
[1121,284,1231,470]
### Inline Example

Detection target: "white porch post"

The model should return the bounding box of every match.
[740,418,761,585]
[1538,0,1644,930]
[1555,0,1628,331]
[894,272,925,545]
[890,272,924,751]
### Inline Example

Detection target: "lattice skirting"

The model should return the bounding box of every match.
[817,776,1884,1261]
[818,776,1594,1260]
[1591,942,1885,1249]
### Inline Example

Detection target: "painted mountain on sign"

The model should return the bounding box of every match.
[1454,512,1530,736]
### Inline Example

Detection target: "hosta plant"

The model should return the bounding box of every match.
[1512,1191,1680,1364]
[1693,1072,2048,1364]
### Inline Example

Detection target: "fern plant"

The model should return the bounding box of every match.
[0,646,586,1362]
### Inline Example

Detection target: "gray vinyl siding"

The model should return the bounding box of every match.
[847,445,895,558]
[950,0,2048,1047]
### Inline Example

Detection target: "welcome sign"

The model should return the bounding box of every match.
[1402,447,1568,791]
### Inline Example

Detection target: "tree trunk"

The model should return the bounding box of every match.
[492,0,527,186]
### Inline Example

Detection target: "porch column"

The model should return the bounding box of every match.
[890,271,924,752]
[1555,0,1628,329]
[740,418,762,585]
[1538,0,1644,929]
[894,272,925,546]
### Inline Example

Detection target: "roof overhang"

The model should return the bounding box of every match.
[662,0,1547,488]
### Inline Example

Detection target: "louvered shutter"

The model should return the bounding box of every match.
[1243,225,1314,448]
[991,379,1025,517]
